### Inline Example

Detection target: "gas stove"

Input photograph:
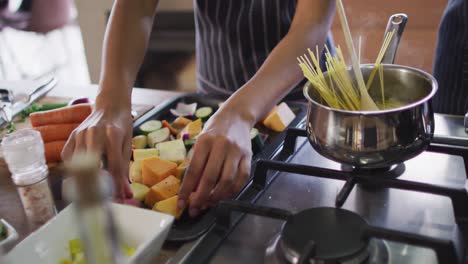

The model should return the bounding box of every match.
[169,127,468,264]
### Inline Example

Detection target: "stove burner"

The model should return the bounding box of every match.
[266,236,390,264]
[266,207,390,264]
[341,163,406,179]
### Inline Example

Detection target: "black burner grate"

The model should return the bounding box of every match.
[184,128,468,264]
[215,200,458,264]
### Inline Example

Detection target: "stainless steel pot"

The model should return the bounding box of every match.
[303,64,437,169]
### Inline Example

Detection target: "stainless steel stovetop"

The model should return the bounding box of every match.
[167,114,468,264]
[210,137,467,263]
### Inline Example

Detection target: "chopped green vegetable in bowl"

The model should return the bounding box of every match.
[58,238,136,264]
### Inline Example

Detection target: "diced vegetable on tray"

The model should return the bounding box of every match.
[132,135,147,149]
[195,106,213,121]
[147,127,170,147]
[153,195,183,219]
[169,102,198,117]
[156,140,186,164]
[145,175,180,208]
[262,102,296,132]
[128,102,296,218]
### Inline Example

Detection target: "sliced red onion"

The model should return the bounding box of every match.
[170,102,197,117]
[68,97,90,106]
[182,133,190,141]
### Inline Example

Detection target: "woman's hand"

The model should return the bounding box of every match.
[177,109,253,217]
[61,96,134,200]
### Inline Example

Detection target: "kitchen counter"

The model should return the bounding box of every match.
[0,82,181,255]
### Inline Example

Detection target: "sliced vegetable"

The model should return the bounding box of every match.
[144,175,180,208]
[0,221,6,240]
[72,253,85,264]
[141,157,177,187]
[184,138,196,150]
[250,128,265,155]
[133,148,159,161]
[139,120,162,135]
[130,182,150,201]
[180,119,202,138]
[172,116,192,129]
[169,102,197,117]
[156,140,187,164]
[129,160,143,183]
[30,104,92,127]
[69,238,82,260]
[262,102,296,132]
[162,120,179,135]
[44,140,66,162]
[131,135,147,149]
[153,195,183,219]
[187,147,194,160]
[175,159,190,180]
[181,133,190,141]
[122,244,136,257]
[34,123,79,143]
[68,97,90,106]
[147,127,170,147]
[195,106,213,121]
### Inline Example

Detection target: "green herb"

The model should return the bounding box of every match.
[0,222,7,240]
[21,103,68,118]
[6,122,16,134]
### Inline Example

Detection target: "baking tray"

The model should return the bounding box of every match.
[132,93,307,242]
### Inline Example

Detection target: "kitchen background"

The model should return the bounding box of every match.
[0,0,446,93]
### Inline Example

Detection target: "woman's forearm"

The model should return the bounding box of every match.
[97,0,159,107]
[224,0,336,126]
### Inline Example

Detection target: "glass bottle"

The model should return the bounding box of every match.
[1,129,56,230]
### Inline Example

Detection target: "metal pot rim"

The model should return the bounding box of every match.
[302,64,438,115]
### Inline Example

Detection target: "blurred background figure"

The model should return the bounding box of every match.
[0,0,89,83]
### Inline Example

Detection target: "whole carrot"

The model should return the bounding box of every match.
[30,104,92,127]
[44,140,67,162]
[34,123,80,143]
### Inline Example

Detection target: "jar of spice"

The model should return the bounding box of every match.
[1,129,56,229]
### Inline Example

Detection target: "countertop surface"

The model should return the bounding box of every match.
[0,81,181,255]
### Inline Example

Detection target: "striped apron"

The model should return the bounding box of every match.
[432,0,467,115]
[194,0,332,101]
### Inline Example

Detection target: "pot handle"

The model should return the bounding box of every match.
[381,13,408,64]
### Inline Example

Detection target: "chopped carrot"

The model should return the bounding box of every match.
[33,123,79,143]
[44,140,67,162]
[30,104,92,127]
[162,120,179,136]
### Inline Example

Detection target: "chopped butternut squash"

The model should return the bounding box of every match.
[262,103,295,132]
[153,195,183,219]
[175,159,190,180]
[181,119,202,138]
[141,157,177,187]
[144,175,180,207]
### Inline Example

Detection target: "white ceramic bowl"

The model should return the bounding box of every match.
[5,203,174,264]
[0,219,19,250]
